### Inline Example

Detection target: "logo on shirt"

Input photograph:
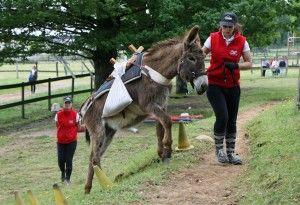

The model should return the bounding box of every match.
[229,50,238,56]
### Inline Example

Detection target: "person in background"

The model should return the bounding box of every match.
[278,57,287,74]
[55,96,85,185]
[28,65,38,93]
[202,12,252,165]
[270,57,279,75]
[261,57,270,77]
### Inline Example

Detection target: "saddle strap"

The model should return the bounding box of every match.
[142,65,172,86]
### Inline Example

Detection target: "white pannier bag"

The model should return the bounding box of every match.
[102,62,133,118]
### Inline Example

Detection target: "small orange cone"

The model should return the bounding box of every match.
[27,190,40,205]
[93,165,114,188]
[175,122,194,151]
[53,183,68,205]
[14,191,25,205]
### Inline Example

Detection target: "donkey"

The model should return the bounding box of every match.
[80,26,207,194]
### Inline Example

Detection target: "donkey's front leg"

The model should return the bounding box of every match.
[148,105,173,162]
[156,122,164,158]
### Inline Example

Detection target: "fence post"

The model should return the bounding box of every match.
[56,61,59,77]
[48,79,51,111]
[21,82,25,118]
[16,62,19,79]
[71,77,75,100]
[90,75,93,94]
[297,66,300,110]
[64,65,68,75]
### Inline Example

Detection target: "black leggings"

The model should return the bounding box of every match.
[57,141,77,181]
[206,84,240,136]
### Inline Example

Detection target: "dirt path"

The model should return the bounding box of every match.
[143,102,277,205]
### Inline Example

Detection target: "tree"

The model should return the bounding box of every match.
[0,0,298,90]
[0,0,162,88]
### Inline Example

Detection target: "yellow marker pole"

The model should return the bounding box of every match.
[14,191,25,205]
[27,190,39,205]
[93,165,114,188]
[175,122,194,151]
[53,183,68,205]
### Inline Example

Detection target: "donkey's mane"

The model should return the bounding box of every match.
[145,37,182,57]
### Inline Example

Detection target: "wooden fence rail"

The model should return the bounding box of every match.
[0,73,94,118]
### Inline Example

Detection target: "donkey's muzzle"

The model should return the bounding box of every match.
[193,75,208,95]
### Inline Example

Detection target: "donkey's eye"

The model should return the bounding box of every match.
[188,56,196,62]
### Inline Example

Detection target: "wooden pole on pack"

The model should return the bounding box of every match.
[109,58,116,64]
[109,45,144,65]
[128,44,137,53]
[128,44,144,53]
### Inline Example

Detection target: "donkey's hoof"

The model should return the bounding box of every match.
[162,157,171,165]
[84,186,91,194]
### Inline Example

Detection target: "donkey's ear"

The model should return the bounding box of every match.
[184,25,201,49]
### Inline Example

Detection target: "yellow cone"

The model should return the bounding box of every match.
[14,191,25,205]
[27,190,39,205]
[93,165,114,188]
[175,122,194,151]
[53,183,68,205]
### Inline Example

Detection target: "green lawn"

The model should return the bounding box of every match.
[0,69,298,204]
[237,101,300,204]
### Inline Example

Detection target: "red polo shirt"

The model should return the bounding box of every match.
[207,31,246,88]
[55,109,79,144]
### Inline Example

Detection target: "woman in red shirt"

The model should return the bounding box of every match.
[202,12,252,165]
[55,96,80,185]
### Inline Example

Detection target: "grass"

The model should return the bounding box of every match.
[237,100,300,204]
[0,69,298,204]
[0,119,213,205]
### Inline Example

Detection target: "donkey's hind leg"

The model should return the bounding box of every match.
[96,124,116,158]
[84,124,116,194]
[85,150,95,194]
[147,105,172,162]
[84,124,105,194]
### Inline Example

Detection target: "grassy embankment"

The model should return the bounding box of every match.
[237,101,299,204]
[0,69,298,204]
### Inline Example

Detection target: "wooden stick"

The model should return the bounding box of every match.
[110,45,144,65]
[128,44,138,53]
[136,46,144,53]
[109,58,116,64]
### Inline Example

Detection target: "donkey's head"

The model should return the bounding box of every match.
[178,26,208,95]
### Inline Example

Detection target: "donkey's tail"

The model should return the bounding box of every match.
[85,129,91,145]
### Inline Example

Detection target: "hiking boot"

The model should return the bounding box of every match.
[61,173,65,183]
[65,179,71,186]
[228,153,242,165]
[216,149,229,163]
